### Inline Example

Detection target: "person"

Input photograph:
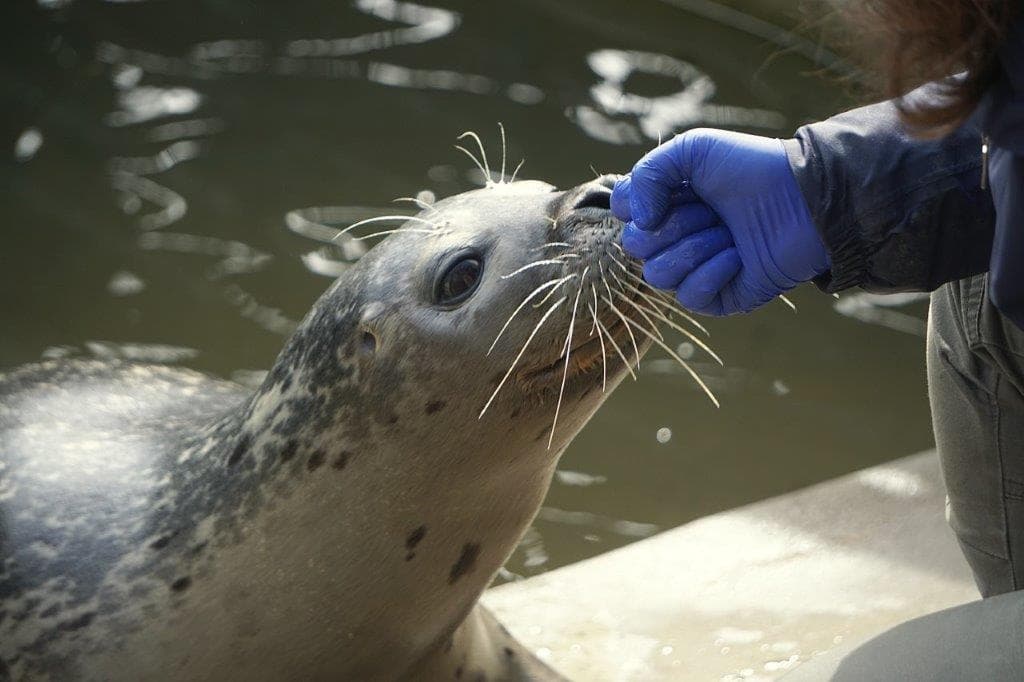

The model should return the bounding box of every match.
[610,1,1024,679]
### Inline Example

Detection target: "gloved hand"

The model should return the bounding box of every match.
[611,129,830,316]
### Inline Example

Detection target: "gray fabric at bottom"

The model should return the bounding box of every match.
[780,589,1024,681]
[782,276,1024,680]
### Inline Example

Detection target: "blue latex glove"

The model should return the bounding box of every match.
[611,129,830,316]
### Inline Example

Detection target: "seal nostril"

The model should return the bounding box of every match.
[573,190,612,211]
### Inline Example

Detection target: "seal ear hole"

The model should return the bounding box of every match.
[360,330,377,355]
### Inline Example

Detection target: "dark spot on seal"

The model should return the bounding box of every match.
[227,434,250,467]
[448,543,481,585]
[332,450,352,470]
[39,605,59,619]
[503,646,515,658]
[455,666,463,679]
[279,439,298,462]
[360,330,377,354]
[425,400,446,415]
[58,612,95,631]
[474,674,486,682]
[190,541,208,557]
[170,576,192,592]
[307,449,326,471]
[13,598,41,621]
[406,525,427,550]
[510,408,521,419]
[387,413,399,425]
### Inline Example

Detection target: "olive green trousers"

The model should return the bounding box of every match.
[784,275,1024,681]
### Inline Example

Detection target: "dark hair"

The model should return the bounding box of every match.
[840,0,1015,137]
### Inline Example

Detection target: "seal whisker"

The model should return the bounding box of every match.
[532,242,572,252]
[600,267,642,370]
[509,158,526,184]
[534,273,578,309]
[488,276,573,355]
[779,294,798,311]
[479,295,568,419]
[500,259,569,280]
[609,307,721,408]
[457,131,492,186]
[605,250,640,276]
[341,214,439,231]
[595,316,638,381]
[392,196,438,213]
[548,267,589,449]
[333,214,439,241]
[610,274,716,342]
[589,283,599,336]
[606,252,641,280]
[498,122,507,184]
[623,278,711,338]
[587,298,608,392]
[455,144,489,182]
[641,287,711,337]
[608,258,710,337]
[350,228,440,241]
[614,291,723,366]
[608,271,666,342]
[613,279,718,357]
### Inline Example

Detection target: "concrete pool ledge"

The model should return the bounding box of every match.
[483,452,978,681]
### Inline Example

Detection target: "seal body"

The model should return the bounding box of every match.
[0,176,651,680]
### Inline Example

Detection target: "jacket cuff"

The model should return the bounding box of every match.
[783,135,867,293]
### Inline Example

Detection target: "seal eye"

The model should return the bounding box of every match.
[435,256,482,307]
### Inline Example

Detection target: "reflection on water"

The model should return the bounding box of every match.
[14,128,44,162]
[576,49,786,144]
[107,269,145,296]
[107,85,202,127]
[284,0,459,57]
[110,173,187,230]
[4,0,935,577]
[833,292,929,337]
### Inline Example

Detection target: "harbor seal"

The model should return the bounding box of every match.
[0,173,671,681]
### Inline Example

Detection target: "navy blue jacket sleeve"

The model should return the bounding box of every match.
[782,98,996,294]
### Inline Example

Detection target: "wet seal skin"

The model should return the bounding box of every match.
[0,173,656,681]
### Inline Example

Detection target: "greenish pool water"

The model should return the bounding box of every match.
[1,0,933,578]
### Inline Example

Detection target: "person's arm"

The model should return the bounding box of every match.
[785,97,995,295]
[612,94,997,316]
